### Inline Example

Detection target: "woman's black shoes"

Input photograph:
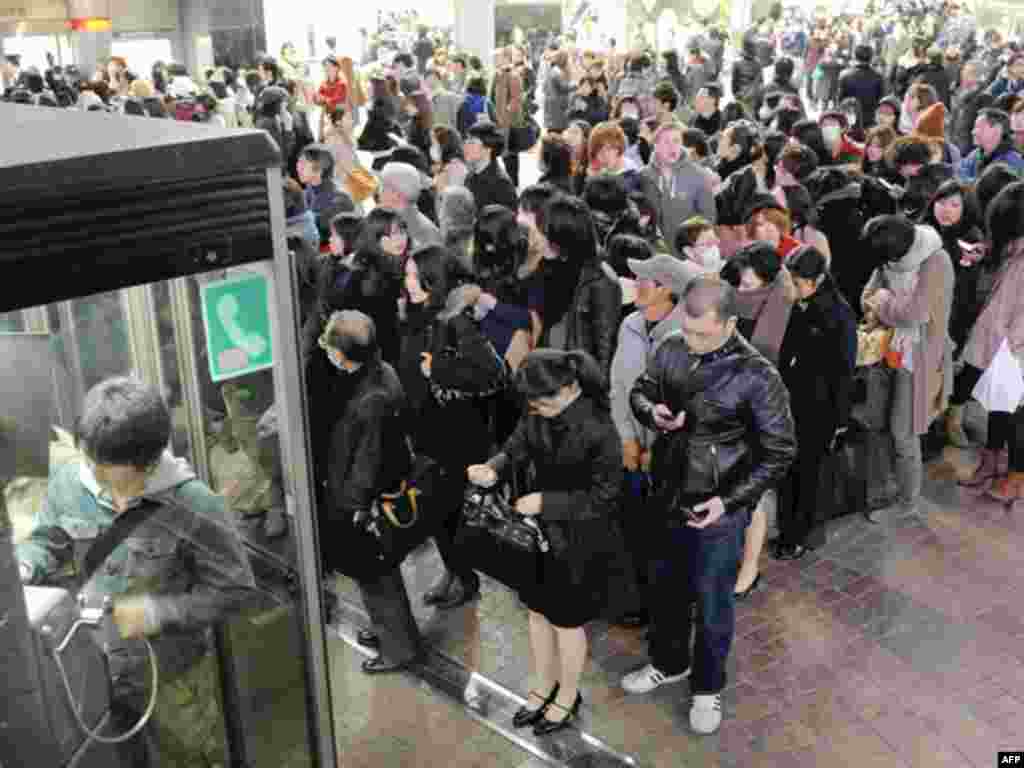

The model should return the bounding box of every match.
[734,572,762,600]
[533,692,582,736]
[425,573,481,610]
[772,543,807,561]
[513,682,560,728]
[356,629,380,649]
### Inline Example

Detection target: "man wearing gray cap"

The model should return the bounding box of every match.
[379,161,443,248]
[611,251,705,627]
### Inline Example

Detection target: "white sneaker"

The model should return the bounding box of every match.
[689,693,723,734]
[621,664,690,694]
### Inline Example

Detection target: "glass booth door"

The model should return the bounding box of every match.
[3,254,332,767]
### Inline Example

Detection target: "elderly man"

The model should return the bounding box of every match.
[959,108,1024,181]
[622,277,796,735]
[308,310,425,673]
[379,161,442,247]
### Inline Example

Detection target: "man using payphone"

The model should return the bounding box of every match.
[16,375,259,767]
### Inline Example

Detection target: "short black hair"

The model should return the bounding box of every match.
[774,57,795,81]
[300,146,334,179]
[583,174,628,217]
[605,234,653,280]
[975,162,1020,231]
[862,214,916,264]
[682,128,709,159]
[520,183,561,216]
[855,44,873,64]
[77,377,172,469]
[330,211,363,253]
[700,83,723,104]
[653,81,679,112]
[393,52,415,69]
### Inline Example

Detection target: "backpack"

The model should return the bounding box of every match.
[461,93,489,130]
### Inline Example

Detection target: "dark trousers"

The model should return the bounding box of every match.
[358,568,422,664]
[952,363,1024,470]
[619,471,653,612]
[648,522,744,694]
[503,151,520,189]
[778,427,829,549]
[432,468,478,584]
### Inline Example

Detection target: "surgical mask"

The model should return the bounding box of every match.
[697,245,721,267]
[430,143,442,162]
[621,108,639,119]
[822,125,842,144]
[844,112,857,126]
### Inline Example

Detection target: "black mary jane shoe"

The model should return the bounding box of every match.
[772,543,807,561]
[361,655,420,675]
[533,693,582,736]
[734,572,762,601]
[512,682,560,729]
[356,629,380,649]
[423,572,455,606]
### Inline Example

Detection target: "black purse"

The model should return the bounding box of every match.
[454,486,549,595]
[349,447,445,579]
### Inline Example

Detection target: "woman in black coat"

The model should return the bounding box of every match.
[538,196,622,386]
[775,246,857,560]
[399,245,506,609]
[468,350,628,735]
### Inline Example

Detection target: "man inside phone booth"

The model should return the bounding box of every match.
[17,375,258,767]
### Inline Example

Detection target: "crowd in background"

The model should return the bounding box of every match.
[7,0,1024,742]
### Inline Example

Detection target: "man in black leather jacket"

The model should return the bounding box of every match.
[621,277,796,734]
[309,310,424,674]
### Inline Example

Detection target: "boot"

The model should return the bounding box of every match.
[959,448,1000,488]
[944,405,970,449]
[987,471,1024,502]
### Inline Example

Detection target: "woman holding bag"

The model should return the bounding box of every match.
[467,350,629,735]
[953,182,1024,500]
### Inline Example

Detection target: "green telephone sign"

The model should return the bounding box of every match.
[200,273,274,382]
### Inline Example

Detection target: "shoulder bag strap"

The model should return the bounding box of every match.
[77,499,164,591]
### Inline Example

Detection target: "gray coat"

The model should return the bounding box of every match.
[610,303,689,450]
[432,89,462,131]
[402,205,442,249]
[640,159,717,257]
[544,66,573,131]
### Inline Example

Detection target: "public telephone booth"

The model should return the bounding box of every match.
[0,103,336,768]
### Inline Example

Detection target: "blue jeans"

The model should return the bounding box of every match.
[648,521,744,694]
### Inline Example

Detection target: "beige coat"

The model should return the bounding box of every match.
[963,249,1024,373]
[863,227,955,434]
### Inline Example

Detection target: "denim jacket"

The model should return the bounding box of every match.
[17,456,257,694]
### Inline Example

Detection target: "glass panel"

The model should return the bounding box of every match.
[0,310,25,332]
[110,39,174,83]
[4,264,315,768]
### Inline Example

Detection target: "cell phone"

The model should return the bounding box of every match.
[686,506,710,522]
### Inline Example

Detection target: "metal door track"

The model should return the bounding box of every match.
[331,599,641,768]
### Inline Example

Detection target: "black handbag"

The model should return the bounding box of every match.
[349,451,445,578]
[454,486,549,595]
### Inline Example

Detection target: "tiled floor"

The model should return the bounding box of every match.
[330,445,1024,767]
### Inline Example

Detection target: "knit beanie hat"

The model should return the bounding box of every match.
[914,102,946,141]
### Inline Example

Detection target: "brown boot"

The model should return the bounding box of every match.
[944,406,970,448]
[988,471,1024,502]
[959,448,1000,487]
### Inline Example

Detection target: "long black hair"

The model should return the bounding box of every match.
[474,205,528,301]
[785,244,846,306]
[409,245,461,311]
[922,180,981,238]
[515,349,609,411]
[540,196,597,328]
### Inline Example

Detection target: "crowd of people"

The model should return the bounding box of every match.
[9,0,1024,746]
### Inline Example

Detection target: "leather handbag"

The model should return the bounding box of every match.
[454,487,549,595]
[350,451,445,578]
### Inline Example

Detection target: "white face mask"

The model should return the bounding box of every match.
[697,245,721,267]
[430,143,442,162]
[822,125,842,145]
[621,109,639,120]
[759,104,773,121]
